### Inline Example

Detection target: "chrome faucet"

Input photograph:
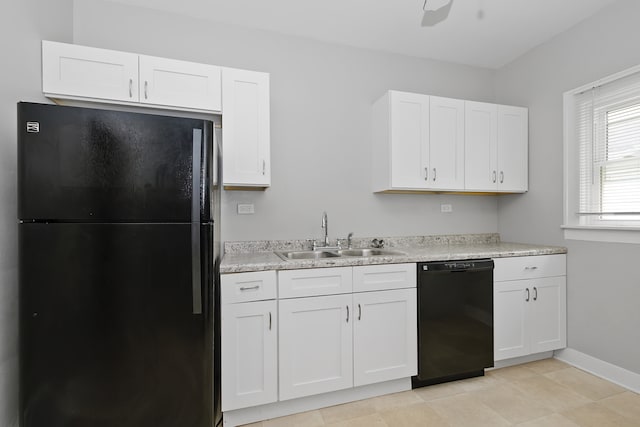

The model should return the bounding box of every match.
[321,211,329,247]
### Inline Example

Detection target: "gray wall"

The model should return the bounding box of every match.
[495,0,640,373]
[0,2,73,425]
[73,0,499,245]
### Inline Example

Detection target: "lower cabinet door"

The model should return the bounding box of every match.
[222,300,277,411]
[494,280,531,361]
[353,289,417,386]
[278,294,353,401]
[530,276,567,354]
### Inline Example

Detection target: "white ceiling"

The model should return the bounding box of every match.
[105,0,618,69]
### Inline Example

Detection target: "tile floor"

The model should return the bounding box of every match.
[241,359,640,427]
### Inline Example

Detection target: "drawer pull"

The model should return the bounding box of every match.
[524,266,538,270]
[239,285,260,291]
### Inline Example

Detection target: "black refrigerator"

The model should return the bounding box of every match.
[17,102,221,427]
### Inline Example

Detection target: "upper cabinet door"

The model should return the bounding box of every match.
[222,68,271,188]
[465,101,498,191]
[42,40,139,103]
[389,91,430,189]
[497,105,528,192]
[139,55,221,112]
[429,96,465,190]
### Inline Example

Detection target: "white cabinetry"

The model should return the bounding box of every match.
[497,105,528,192]
[221,271,278,411]
[42,40,139,103]
[278,294,353,400]
[42,41,222,112]
[493,255,566,361]
[222,68,271,189]
[373,90,528,193]
[372,91,464,191]
[429,96,465,190]
[353,288,417,386]
[372,91,429,191]
[277,263,416,401]
[138,55,221,111]
[464,101,528,192]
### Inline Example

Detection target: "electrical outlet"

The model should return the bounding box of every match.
[441,204,453,213]
[237,203,255,215]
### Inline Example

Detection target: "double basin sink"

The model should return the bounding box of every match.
[275,248,405,261]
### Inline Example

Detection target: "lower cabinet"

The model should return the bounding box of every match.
[493,255,567,361]
[221,272,278,412]
[278,294,353,401]
[353,288,417,386]
[222,263,417,411]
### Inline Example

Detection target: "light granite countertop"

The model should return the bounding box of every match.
[220,234,567,274]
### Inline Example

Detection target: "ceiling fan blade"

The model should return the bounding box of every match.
[421,0,454,27]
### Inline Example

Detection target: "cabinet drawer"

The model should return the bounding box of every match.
[353,263,416,292]
[493,254,566,282]
[278,267,352,298]
[221,271,277,304]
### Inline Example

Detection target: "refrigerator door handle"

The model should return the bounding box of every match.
[191,129,203,315]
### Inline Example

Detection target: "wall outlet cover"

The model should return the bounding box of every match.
[441,204,453,213]
[237,203,255,215]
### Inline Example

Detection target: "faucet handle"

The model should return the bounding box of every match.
[347,232,354,249]
[371,238,385,249]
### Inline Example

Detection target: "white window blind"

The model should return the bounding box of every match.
[574,69,640,223]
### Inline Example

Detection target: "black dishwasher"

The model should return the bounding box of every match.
[412,259,494,388]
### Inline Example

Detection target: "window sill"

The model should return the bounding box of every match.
[562,225,640,244]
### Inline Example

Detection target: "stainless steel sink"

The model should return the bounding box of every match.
[275,248,405,261]
[338,248,405,257]
[275,250,340,261]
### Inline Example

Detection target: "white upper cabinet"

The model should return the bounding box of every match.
[42,40,139,103]
[222,67,271,188]
[497,105,528,192]
[373,90,528,193]
[138,55,221,111]
[42,41,222,113]
[465,101,498,191]
[429,96,465,190]
[372,91,429,191]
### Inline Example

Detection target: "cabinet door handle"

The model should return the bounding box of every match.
[433,168,437,181]
[358,303,362,320]
[262,160,266,175]
[500,171,504,183]
[492,170,497,183]
[268,312,272,330]
[144,80,148,99]
[346,305,349,323]
[424,167,428,181]
[525,288,530,302]
[239,285,260,291]
[129,78,133,98]
[533,287,538,301]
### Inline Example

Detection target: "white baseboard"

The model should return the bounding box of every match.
[223,378,411,427]
[491,351,554,369]
[554,348,640,394]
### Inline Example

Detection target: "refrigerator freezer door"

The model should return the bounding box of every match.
[19,223,214,427]
[18,102,212,222]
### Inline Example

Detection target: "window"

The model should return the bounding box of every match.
[564,65,640,242]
